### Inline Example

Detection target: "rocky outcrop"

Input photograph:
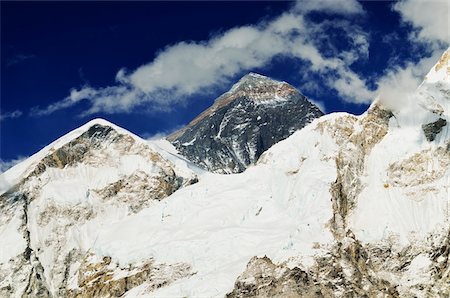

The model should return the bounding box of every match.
[422,118,447,141]
[21,194,52,298]
[228,229,450,298]
[429,229,450,296]
[226,256,319,298]
[168,73,323,173]
[67,253,193,297]
[316,104,393,237]
[387,145,450,198]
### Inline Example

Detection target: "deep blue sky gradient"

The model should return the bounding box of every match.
[1,1,423,161]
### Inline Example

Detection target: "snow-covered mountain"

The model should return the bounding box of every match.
[167,73,323,173]
[0,119,200,297]
[0,48,449,298]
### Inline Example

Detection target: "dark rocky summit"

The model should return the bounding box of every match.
[167,73,324,173]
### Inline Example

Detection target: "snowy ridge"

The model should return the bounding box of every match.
[0,118,201,297]
[0,118,141,195]
[348,48,449,243]
[147,139,207,177]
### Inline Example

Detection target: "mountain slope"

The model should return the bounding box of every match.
[167,73,323,173]
[227,48,450,297]
[0,49,449,298]
[0,119,200,297]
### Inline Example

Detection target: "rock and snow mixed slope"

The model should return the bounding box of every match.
[0,119,200,297]
[167,73,323,174]
[0,49,449,297]
[227,48,450,297]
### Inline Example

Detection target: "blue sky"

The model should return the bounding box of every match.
[1,0,448,170]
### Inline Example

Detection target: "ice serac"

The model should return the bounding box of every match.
[167,72,324,173]
[0,118,199,297]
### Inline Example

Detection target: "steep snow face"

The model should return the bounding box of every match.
[225,50,449,297]
[167,72,323,173]
[349,48,450,244]
[0,119,199,297]
[0,119,170,195]
[0,114,338,297]
[62,117,340,297]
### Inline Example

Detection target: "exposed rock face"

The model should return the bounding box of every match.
[228,229,450,298]
[422,118,447,141]
[315,104,394,238]
[168,73,323,173]
[226,256,317,298]
[387,144,450,198]
[67,252,193,297]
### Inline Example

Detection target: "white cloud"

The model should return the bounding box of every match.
[0,156,27,173]
[31,0,375,116]
[332,70,375,102]
[308,98,327,113]
[0,110,23,121]
[142,132,169,141]
[375,0,449,110]
[393,0,449,44]
[31,87,98,116]
[376,51,443,109]
[294,0,364,15]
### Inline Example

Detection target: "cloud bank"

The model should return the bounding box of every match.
[30,0,449,117]
[31,0,374,117]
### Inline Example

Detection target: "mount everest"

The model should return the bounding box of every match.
[0,48,449,297]
[167,72,323,174]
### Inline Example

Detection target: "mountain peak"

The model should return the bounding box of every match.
[423,47,450,85]
[82,117,115,128]
[167,73,323,173]
[167,73,310,144]
[0,118,141,193]
[239,72,272,82]
[228,72,287,94]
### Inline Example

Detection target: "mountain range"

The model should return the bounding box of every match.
[0,48,449,297]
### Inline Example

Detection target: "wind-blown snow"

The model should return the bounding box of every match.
[349,48,450,244]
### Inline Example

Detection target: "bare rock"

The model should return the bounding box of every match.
[422,118,447,141]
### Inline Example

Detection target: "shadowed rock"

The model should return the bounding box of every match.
[422,118,447,141]
[168,73,323,174]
